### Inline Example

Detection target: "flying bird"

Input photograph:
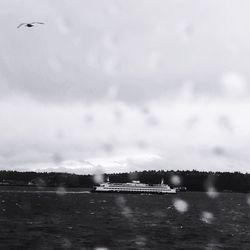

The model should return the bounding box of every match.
[17,22,45,28]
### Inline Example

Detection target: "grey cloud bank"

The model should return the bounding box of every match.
[1,0,250,102]
[1,0,250,173]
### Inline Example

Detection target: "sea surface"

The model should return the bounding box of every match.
[0,187,250,249]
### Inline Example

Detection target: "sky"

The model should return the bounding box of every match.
[1,0,250,174]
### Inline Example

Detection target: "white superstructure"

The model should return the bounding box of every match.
[93,179,176,194]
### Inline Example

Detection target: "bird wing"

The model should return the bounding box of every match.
[31,22,45,25]
[17,23,26,28]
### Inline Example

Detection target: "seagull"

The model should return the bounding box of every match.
[17,22,45,28]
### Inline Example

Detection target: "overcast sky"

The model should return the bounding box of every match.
[1,0,250,174]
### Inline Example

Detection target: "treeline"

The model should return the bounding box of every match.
[109,170,250,193]
[0,171,93,188]
[0,170,250,193]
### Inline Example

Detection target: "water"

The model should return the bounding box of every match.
[0,188,249,249]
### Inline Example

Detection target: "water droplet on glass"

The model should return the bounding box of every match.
[173,199,188,213]
[52,153,63,164]
[206,186,219,199]
[116,196,126,207]
[135,235,147,247]
[56,187,66,196]
[201,211,214,224]
[61,238,72,249]
[92,163,105,184]
[115,196,133,218]
[246,195,250,205]
[34,178,46,190]
[170,175,181,186]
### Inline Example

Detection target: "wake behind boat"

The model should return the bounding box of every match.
[92,178,176,194]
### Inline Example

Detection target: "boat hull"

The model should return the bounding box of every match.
[92,189,176,194]
[92,180,177,194]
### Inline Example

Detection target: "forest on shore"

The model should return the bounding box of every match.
[0,170,250,193]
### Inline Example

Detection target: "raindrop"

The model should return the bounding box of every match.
[140,106,150,114]
[56,187,66,196]
[61,238,72,249]
[173,199,188,213]
[206,186,219,199]
[116,196,126,207]
[147,116,158,126]
[147,51,161,72]
[135,235,147,247]
[212,146,226,157]
[93,166,104,184]
[93,173,104,184]
[246,195,250,205]
[34,178,46,190]
[170,175,181,186]
[137,140,148,149]
[205,176,219,199]
[221,72,247,96]
[48,57,62,73]
[101,142,114,153]
[55,130,64,140]
[186,116,199,130]
[55,17,70,35]
[121,206,133,218]
[52,153,64,164]
[201,211,214,224]
[128,172,138,182]
[113,108,122,122]
[84,113,94,123]
[217,115,233,132]
[115,196,133,218]
[205,240,222,250]
[177,20,194,42]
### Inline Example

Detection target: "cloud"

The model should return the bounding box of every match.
[0,91,250,173]
[220,72,247,97]
[1,1,250,173]
[1,0,250,103]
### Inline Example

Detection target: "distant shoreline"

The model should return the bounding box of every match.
[0,169,249,193]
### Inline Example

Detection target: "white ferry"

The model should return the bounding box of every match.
[93,178,176,194]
